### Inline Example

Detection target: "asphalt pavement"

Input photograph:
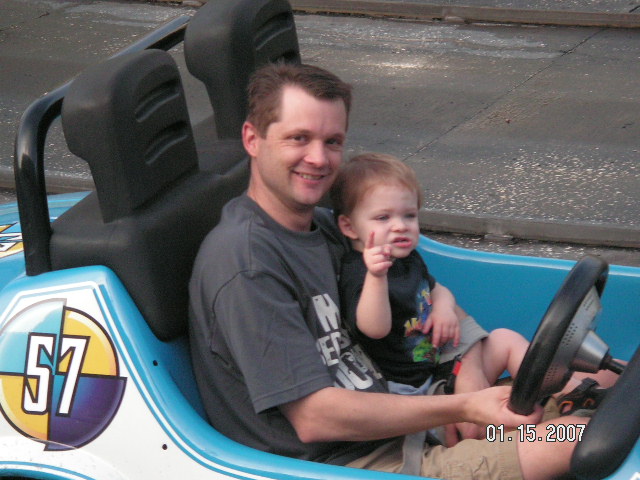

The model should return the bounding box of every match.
[1,0,639,265]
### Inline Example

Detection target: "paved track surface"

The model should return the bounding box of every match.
[1,0,639,266]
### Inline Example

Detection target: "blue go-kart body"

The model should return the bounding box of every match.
[0,1,638,479]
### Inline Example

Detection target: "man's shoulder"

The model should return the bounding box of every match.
[200,196,250,246]
[196,195,273,264]
[206,195,273,240]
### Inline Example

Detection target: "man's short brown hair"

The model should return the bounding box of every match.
[330,152,423,217]
[246,62,352,136]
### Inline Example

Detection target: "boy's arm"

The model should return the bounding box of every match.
[356,231,393,339]
[425,282,461,347]
[356,271,392,338]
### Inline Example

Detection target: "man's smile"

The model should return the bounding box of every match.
[295,172,326,181]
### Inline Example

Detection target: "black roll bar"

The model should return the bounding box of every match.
[13,15,191,276]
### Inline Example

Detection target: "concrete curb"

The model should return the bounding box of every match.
[153,0,640,28]
[420,210,640,249]
[290,0,640,28]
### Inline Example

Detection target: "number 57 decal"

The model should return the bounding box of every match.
[24,333,88,416]
[0,300,126,450]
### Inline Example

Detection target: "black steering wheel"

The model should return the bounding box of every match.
[509,255,611,415]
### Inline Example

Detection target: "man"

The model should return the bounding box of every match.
[189,62,586,480]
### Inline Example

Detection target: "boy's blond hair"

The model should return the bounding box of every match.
[330,152,423,216]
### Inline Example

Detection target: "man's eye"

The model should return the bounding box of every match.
[325,138,344,151]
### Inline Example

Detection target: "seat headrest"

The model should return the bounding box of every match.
[62,49,199,223]
[184,0,301,139]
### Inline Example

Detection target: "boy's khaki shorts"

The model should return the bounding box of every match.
[346,436,522,480]
[440,315,489,364]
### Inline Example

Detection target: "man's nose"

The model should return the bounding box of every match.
[304,141,329,167]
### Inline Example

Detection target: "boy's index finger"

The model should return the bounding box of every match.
[366,231,376,249]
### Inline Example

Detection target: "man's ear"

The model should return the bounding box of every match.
[337,214,359,240]
[242,121,259,157]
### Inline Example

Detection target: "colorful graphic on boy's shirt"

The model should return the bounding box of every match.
[403,279,440,364]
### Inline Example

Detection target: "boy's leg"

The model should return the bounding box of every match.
[455,328,529,394]
[479,328,529,382]
[455,341,490,393]
[443,317,490,440]
[452,341,489,440]
[453,328,529,439]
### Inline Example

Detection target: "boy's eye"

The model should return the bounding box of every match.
[375,215,389,221]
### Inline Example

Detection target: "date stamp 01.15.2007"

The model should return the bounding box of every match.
[486,424,586,443]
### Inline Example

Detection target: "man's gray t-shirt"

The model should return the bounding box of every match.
[189,195,389,465]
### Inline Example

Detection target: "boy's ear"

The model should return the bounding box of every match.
[337,214,359,240]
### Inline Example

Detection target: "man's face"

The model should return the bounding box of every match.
[243,85,347,229]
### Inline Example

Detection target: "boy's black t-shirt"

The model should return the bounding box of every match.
[339,249,439,388]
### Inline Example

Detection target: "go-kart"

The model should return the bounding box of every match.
[1,0,639,479]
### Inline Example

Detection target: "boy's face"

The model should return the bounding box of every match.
[339,183,420,259]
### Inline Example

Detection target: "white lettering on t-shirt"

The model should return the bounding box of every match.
[312,294,377,390]
[316,331,342,366]
[312,294,340,331]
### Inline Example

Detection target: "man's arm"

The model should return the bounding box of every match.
[281,385,542,443]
